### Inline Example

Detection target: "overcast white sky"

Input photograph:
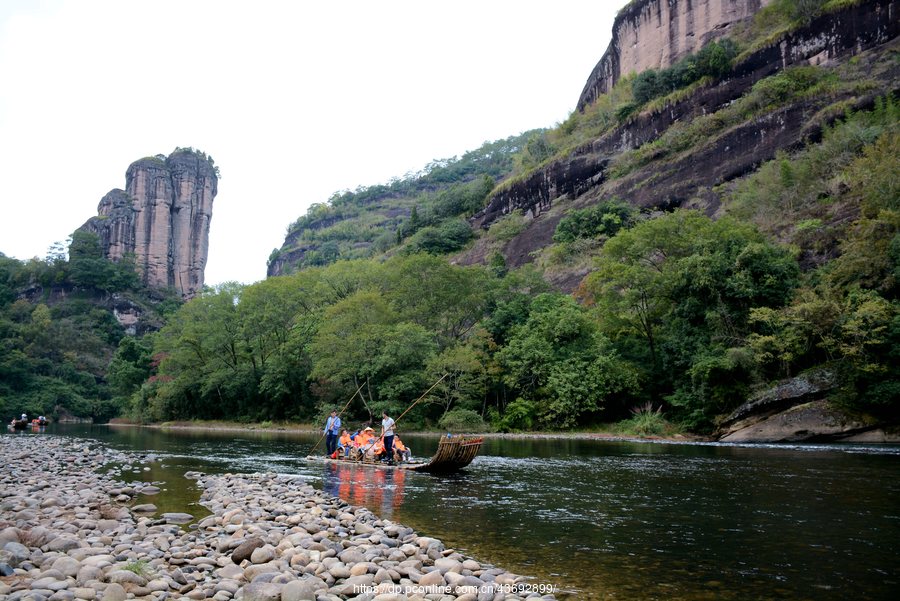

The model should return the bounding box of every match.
[0,0,620,285]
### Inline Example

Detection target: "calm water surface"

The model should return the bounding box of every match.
[8,425,898,600]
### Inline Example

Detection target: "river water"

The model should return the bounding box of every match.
[7,425,898,600]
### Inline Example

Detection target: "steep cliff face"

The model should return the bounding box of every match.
[578,0,770,111]
[472,0,899,255]
[80,149,218,298]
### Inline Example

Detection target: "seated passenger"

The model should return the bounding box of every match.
[393,438,411,462]
[355,426,374,447]
[370,438,385,461]
[338,429,353,458]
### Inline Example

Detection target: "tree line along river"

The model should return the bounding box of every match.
[9,425,898,600]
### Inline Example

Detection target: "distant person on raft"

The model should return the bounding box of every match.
[324,409,341,457]
[380,411,396,465]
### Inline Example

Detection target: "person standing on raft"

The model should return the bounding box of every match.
[380,411,396,465]
[324,409,341,457]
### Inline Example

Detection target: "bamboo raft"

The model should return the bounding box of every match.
[307,434,483,474]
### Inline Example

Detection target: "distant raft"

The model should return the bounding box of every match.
[308,434,484,474]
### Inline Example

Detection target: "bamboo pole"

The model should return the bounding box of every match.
[394,372,448,425]
[311,381,365,454]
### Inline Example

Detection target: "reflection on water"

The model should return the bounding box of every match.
[10,425,898,601]
[321,462,408,519]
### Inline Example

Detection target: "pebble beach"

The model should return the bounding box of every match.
[0,435,556,601]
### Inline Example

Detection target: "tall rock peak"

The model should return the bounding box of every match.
[578,0,770,110]
[79,148,218,298]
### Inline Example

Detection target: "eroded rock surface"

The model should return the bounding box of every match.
[79,149,217,298]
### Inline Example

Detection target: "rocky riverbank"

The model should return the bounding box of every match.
[0,435,555,601]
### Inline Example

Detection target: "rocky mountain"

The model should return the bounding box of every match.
[470,0,898,277]
[79,148,218,298]
[262,0,899,441]
[577,0,771,111]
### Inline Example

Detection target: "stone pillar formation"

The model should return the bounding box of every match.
[79,148,218,298]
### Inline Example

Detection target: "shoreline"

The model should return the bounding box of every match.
[0,434,557,601]
[106,419,710,444]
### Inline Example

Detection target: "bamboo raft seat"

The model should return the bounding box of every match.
[308,434,483,474]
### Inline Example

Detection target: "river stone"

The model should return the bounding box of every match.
[461,559,481,571]
[72,588,96,600]
[139,486,161,495]
[449,573,485,589]
[130,504,157,513]
[244,561,283,581]
[0,562,13,576]
[417,569,445,587]
[232,538,264,564]
[386,549,406,562]
[239,581,281,601]
[339,550,367,564]
[51,556,81,577]
[434,557,462,574]
[250,545,276,564]
[215,563,244,580]
[107,569,148,586]
[47,538,80,553]
[0,527,19,545]
[328,564,351,579]
[280,579,318,601]
[330,574,375,596]
[33,576,69,591]
[101,583,126,601]
[161,512,193,524]
[494,572,520,585]
[76,565,103,584]
[146,579,169,592]
[3,541,29,565]
[354,522,375,535]
[416,537,440,549]
[169,567,188,585]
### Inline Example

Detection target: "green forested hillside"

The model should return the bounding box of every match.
[267,131,539,273]
[0,232,179,422]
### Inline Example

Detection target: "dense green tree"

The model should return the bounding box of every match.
[582,211,799,429]
[384,254,492,345]
[309,289,436,419]
[426,341,491,421]
[108,336,153,401]
[497,293,638,428]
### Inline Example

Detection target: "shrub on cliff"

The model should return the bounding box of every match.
[552,198,636,243]
[405,219,474,255]
[632,39,738,105]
